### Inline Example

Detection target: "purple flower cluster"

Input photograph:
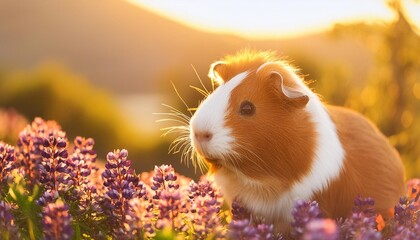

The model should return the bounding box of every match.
[16,118,65,186]
[66,137,99,212]
[303,219,338,240]
[2,117,420,239]
[0,200,19,239]
[291,200,323,239]
[229,218,282,240]
[39,136,69,191]
[229,199,281,240]
[0,142,15,188]
[340,195,379,239]
[150,165,186,233]
[101,149,147,238]
[42,201,73,240]
[188,179,224,238]
[390,183,420,239]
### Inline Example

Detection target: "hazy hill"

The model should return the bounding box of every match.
[0,0,372,94]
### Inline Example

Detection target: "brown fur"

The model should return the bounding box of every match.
[313,106,405,219]
[224,64,317,194]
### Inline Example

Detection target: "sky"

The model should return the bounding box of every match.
[127,0,420,39]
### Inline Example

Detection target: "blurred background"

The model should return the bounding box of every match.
[0,0,419,179]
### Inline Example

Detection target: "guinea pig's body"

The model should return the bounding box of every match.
[189,50,405,229]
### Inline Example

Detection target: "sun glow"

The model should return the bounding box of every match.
[127,0,420,39]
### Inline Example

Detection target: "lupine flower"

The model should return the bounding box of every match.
[391,196,419,237]
[125,197,155,238]
[232,199,251,221]
[155,190,185,230]
[42,201,73,240]
[0,142,16,188]
[65,137,98,210]
[67,137,96,186]
[389,179,420,239]
[228,200,281,240]
[36,189,59,206]
[150,165,187,233]
[229,219,259,240]
[291,199,322,239]
[303,218,338,240]
[187,179,224,238]
[16,118,66,184]
[38,135,69,192]
[101,149,146,238]
[0,200,19,239]
[3,117,420,239]
[229,218,280,240]
[340,195,379,240]
[151,165,179,199]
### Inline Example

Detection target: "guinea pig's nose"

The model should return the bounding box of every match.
[194,131,213,142]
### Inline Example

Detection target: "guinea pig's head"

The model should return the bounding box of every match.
[190,51,317,185]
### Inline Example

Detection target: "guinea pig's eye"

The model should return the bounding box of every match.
[240,101,255,116]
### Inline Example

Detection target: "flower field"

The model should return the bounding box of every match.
[0,118,419,240]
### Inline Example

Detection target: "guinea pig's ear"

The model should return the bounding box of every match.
[208,61,226,85]
[269,71,309,108]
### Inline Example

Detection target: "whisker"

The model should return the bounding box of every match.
[170,138,192,155]
[160,127,189,137]
[154,111,190,121]
[156,67,214,175]
[157,119,189,128]
[168,136,190,153]
[191,64,210,95]
[190,85,209,97]
[154,106,191,123]
[160,103,186,115]
[170,81,193,117]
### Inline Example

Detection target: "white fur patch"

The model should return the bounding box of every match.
[190,71,249,159]
[275,72,346,222]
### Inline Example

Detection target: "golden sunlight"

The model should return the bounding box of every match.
[127,0,419,39]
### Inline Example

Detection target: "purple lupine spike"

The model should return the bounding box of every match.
[42,201,73,240]
[228,200,281,240]
[359,229,382,240]
[291,199,322,239]
[256,223,282,240]
[340,195,379,240]
[303,219,338,240]
[125,197,155,238]
[64,137,98,211]
[101,149,146,238]
[155,190,182,229]
[38,135,69,192]
[353,194,376,218]
[187,179,224,238]
[36,189,59,206]
[151,165,179,199]
[229,218,259,240]
[390,196,419,238]
[16,118,66,187]
[231,199,251,221]
[147,165,188,233]
[408,217,420,240]
[0,142,16,188]
[394,197,417,229]
[0,200,19,239]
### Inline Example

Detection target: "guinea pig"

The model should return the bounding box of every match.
[189,50,405,230]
